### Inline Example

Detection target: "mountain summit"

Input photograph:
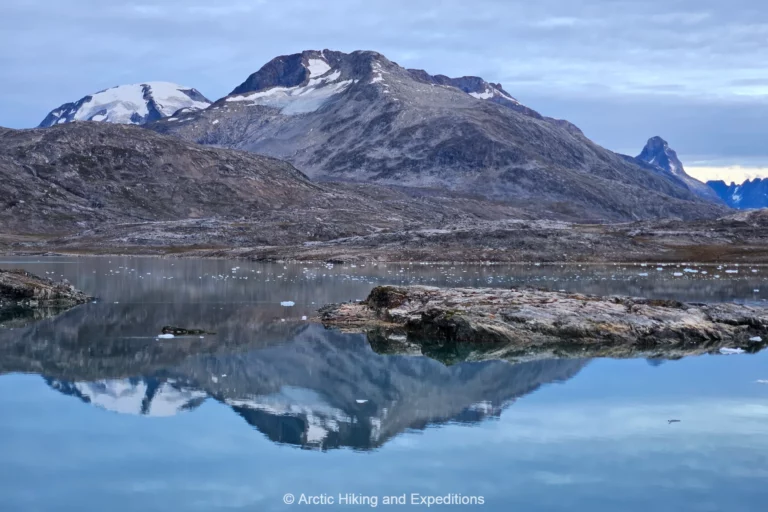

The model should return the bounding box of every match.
[150,49,724,221]
[637,136,685,176]
[39,82,211,127]
[636,136,722,202]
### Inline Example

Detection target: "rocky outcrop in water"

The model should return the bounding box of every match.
[319,286,768,360]
[0,269,92,327]
[0,269,90,308]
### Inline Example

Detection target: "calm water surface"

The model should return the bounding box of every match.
[0,257,767,512]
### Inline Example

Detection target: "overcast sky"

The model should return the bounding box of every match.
[2,0,767,182]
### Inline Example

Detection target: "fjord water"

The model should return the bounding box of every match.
[0,257,767,512]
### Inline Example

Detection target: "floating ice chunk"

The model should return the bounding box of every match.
[757,380,768,384]
[673,272,683,277]
[725,270,738,274]
[356,399,368,404]
[749,336,763,342]
[719,347,746,355]
[211,376,218,383]
[280,301,295,307]
[656,267,663,271]
[638,273,648,277]
[157,333,175,339]
[683,268,698,273]
[301,315,308,321]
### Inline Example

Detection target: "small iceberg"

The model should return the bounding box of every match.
[157,333,175,339]
[749,336,763,342]
[356,399,369,404]
[280,301,296,307]
[719,347,745,355]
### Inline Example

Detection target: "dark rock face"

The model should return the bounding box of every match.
[320,286,768,360]
[638,136,685,176]
[708,178,768,209]
[636,136,722,202]
[150,49,725,222]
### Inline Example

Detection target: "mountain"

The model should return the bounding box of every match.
[0,122,533,241]
[149,49,725,221]
[38,82,211,127]
[0,122,318,232]
[707,178,768,209]
[636,136,722,202]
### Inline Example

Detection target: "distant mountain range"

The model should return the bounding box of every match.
[38,82,210,127]
[27,49,733,222]
[707,178,768,209]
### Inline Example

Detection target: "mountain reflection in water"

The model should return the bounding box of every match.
[32,321,585,451]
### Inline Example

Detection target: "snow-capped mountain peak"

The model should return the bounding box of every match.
[39,82,211,127]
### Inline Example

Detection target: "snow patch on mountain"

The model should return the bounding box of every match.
[306,58,332,78]
[370,61,386,84]
[226,72,354,115]
[469,84,519,104]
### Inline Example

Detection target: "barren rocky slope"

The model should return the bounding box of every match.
[0,122,532,238]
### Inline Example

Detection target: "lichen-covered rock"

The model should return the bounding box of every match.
[319,286,768,360]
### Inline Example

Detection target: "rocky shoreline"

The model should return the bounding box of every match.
[319,285,768,362]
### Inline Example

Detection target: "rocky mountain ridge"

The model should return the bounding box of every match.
[708,178,768,209]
